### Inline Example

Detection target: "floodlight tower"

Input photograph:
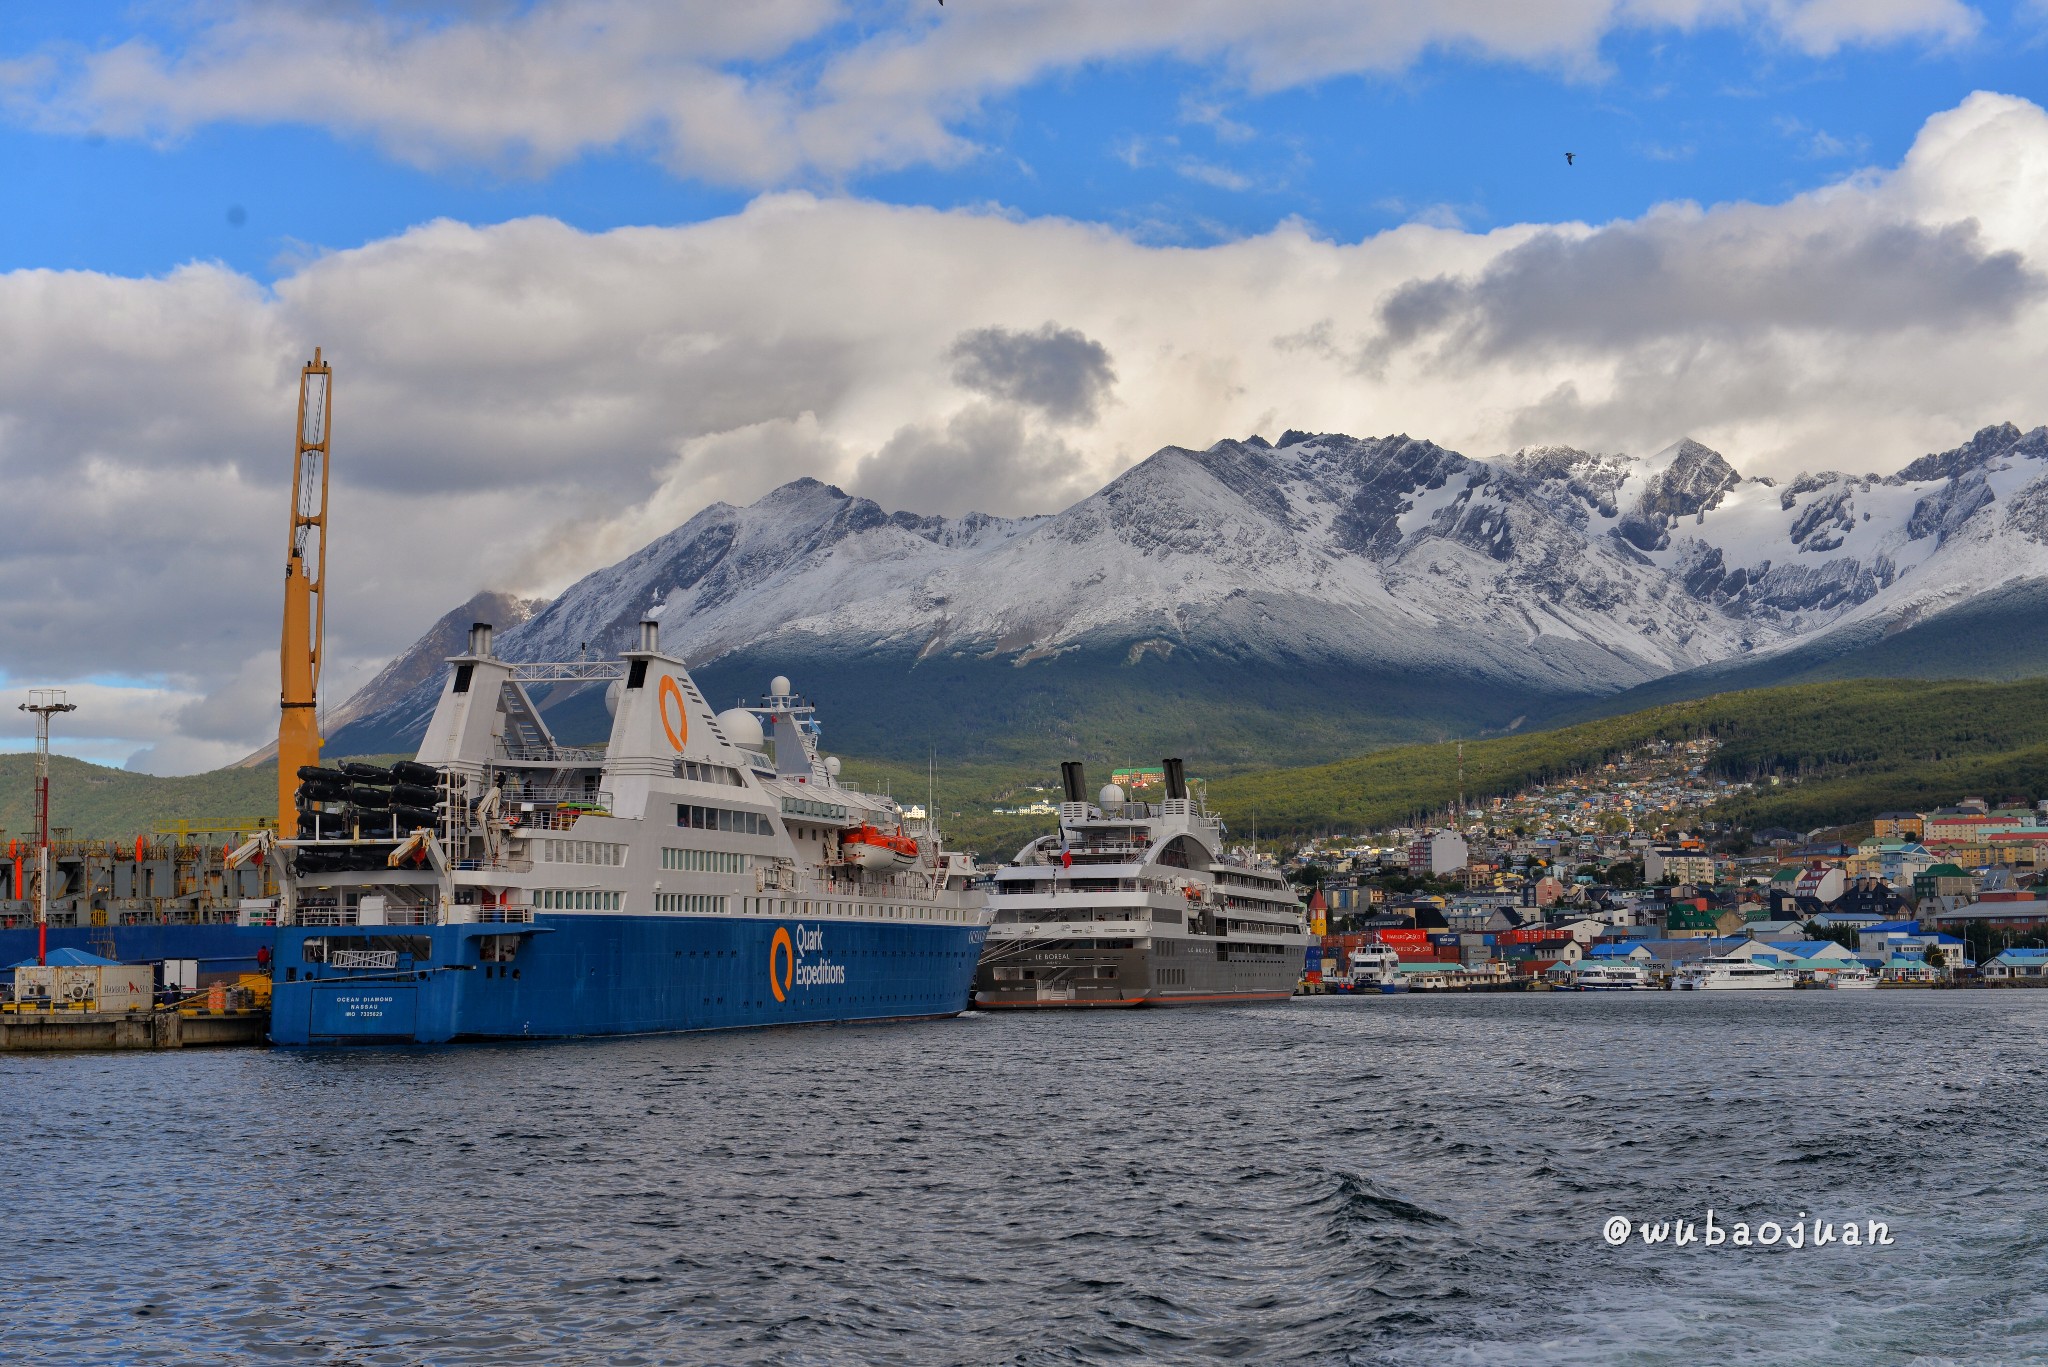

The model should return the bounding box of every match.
[18,689,77,966]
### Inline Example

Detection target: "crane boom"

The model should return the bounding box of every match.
[277,349,332,833]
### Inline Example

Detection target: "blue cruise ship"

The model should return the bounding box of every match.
[266,620,989,1044]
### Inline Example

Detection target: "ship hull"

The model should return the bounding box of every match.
[974,989,1295,1010]
[972,936,1304,1010]
[0,922,274,977]
[269,912,986,1045]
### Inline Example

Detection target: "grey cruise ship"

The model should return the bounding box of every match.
[972,759,1311,1008]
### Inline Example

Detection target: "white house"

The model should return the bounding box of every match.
[1982,948,2048,980]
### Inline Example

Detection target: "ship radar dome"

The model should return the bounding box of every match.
[1099,783,1125,807]
[604,678,623,718]
[824,756,841,776]
[715,707,765,751]
[769,674,792,698]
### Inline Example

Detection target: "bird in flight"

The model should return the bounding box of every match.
[1565,152,1576,165]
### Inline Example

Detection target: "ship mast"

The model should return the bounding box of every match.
[277,349,332,834]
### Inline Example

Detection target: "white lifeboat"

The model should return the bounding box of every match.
[843,824,918,871]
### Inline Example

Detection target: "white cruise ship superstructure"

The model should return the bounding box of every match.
[972,760,1311,1008]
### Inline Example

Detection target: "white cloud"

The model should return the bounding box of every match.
[3,92,2047,771]
[1,0,1985,186]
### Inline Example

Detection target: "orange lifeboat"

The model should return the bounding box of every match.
[842,824,918,871]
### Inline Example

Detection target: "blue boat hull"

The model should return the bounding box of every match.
[269,912,987,1044]
[0,922,274,976]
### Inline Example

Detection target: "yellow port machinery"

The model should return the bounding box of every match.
[276,349,332,833]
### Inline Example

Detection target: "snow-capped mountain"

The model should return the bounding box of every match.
[328,422,2048,764]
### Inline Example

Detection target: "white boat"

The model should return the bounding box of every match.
[1675,954,1795,990]
[1827,964,1881,989]
[1575,960,1652,991]
[1350,943,1404,993]
[975,759,1312,1008]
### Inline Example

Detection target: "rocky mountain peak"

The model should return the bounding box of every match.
[1614,438,1741,552]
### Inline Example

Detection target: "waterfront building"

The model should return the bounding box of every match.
[1982,948,2048,980]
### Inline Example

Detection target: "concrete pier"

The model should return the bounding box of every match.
[0,1007,267,1051]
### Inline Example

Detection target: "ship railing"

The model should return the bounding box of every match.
[501,742,609,765]
[329,949,400,970]
[995,876,1188,896]
[1069,840,1150,856]
[510,661,627,684]
[292,905,437,927]
[793,870,943,902]
[513,810,601,832]
[500,785,613,806]
[452,857,535,873]
[466,905,535,924]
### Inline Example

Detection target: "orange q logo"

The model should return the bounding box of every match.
[657,675,689,752]
[769,927,794,1002]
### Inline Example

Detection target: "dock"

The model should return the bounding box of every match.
[0,1003,268,1051]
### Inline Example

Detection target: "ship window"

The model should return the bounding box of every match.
[626,659,648,689]
[452,664,473,694]
[677,803,771,834]
[656,893,728,914]
[1156,836,1203,869]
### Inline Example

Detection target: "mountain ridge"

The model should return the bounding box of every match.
[327,421,2048,767]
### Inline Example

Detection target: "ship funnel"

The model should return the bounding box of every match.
[1059,761,1087,804]
[468,622,494,658]
[638,619,659,653]
[1163,757,1187,800]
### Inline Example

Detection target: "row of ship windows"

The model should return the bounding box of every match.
[536,893,976,922]
[542,840,626,866]
[677,760,744,787]
[992,966,1118,981]
[677,803,774,835]
[739,897,976,923]
[660,849,750,873]
[540,844,752,873]
[655,893,729,914]
[535,890,623,911]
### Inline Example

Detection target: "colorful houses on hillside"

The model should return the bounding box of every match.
[1296,783,2048,989]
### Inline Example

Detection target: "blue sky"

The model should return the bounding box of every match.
[7,0,2048,770]
[3,2,2045,281]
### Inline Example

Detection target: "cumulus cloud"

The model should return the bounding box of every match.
[4,92,2048,771]
[853,404,1096,516]
[947,323,1117,424]
[1375,214,2038,358]
[0,0,1985,185]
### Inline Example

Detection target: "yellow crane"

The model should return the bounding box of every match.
[277,349,332,833]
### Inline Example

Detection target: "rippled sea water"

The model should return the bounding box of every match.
[6,992,2048,1365]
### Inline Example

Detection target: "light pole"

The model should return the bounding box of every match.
[18,690,77,967]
